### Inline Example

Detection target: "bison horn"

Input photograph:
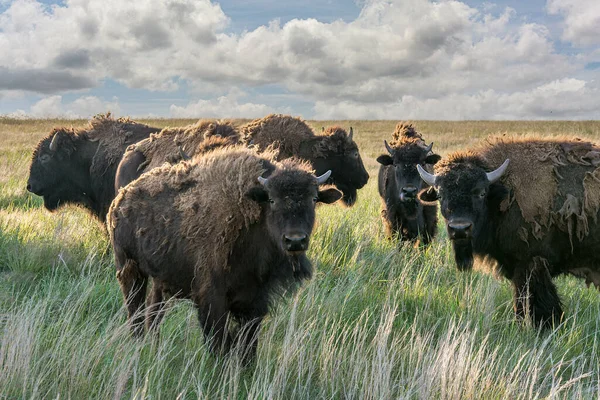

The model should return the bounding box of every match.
[49,132,60,152]
[348,127,353,141]
[424,142,433,153]
[179,146,191,161]
[315,170,332,185]
[486,159,510,183]
[384,140,394,155]
[417,164,437,187]
[258,176,268,186]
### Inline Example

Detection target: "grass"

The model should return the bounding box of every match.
[1,118,600,398]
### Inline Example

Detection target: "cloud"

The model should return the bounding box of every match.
[169,89,290,118]
[0,0,598,119]
[0,67,95,93]
[314,78,600,120]
[547,0,600,47]
[19,95,121,118]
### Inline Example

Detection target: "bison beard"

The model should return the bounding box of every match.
[452,239,474,271]
[338,185,357,206]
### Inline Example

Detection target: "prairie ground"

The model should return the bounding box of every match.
[1,118,600,399]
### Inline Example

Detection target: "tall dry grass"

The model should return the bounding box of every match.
[1,118,600,398]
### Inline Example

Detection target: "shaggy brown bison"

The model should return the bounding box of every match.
[377,123,441,244]
[27,114,159,222]
[418,136,600,328]
[115,119,238,190]
[240,114,369,206]
[108,147,341,357]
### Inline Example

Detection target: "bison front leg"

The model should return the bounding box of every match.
[512,257,563,329]
[146,280,167,333]
[116,259,148,337]
[194,295,232,355]
[236,317,263,363]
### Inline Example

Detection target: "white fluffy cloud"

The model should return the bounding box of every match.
[13,95,120,118]
[0,0,598,119]
[169,89,291,118]
[547,0,600,47]
[314,78,600,120]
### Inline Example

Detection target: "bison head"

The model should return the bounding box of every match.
[377,140,440,211]
[246,167,341,254]
[313,127,369,207]
[417,158,510,270]
[27,129,93,212]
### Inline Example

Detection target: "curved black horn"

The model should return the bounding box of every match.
[258,176,268,186]
[424,142,433,153]
[486,159,510,183]
[384,140,394,155]
[315,170,332,185]
[49,132,60,152]
[348,127,353,141]
[417,164,437,186]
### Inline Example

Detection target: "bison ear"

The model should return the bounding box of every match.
[245,187,269,203]
[317,188,342,204]
[425,154,441,165]
[376,155,393,166]
[418,187,438,204]
[487,183,510,213]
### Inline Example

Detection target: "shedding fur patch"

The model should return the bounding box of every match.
[447,135,600,245]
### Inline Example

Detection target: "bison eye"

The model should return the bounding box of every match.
[313,197,318,203]
[269,199,274,204]
[40,154,50,163]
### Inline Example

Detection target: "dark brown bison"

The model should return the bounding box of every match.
[376,123,441,244]
[418,136,600,328]
[115,119,238,190]
[108,146,341,357]
[27,113,159,222]
[240,114,369,206]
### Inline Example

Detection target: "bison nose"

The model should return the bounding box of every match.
[26,183,32,192]
[400,186,418,201]
[448,220,473,239]
[283,233,309,252]
[402,186,418,197]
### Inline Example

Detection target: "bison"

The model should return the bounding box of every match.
[240,114,369,206]
[418,136,600,328]
[108,146,341,357]
[27,113,159,222]
[376,123,441,244]
[115,119,238,190]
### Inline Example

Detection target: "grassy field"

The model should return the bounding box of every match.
[1,118,600,399]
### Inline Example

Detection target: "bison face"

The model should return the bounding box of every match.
[247,169,342,254]
[417,159,510,270]
[314,130,369,207]
[27,130,90,212]
[377,141,440,214]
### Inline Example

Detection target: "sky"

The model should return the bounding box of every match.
[0,0,598,120]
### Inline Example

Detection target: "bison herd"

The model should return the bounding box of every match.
[25,113,600,358]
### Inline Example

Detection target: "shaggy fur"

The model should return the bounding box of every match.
[108,146,341,355]
[240,114,314,158]
[114,120,239,190]
[27,113,159,222]
[239,114,369,206]
[377,123,440,244]
[423,135,600,328]
[389,123,424,146]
